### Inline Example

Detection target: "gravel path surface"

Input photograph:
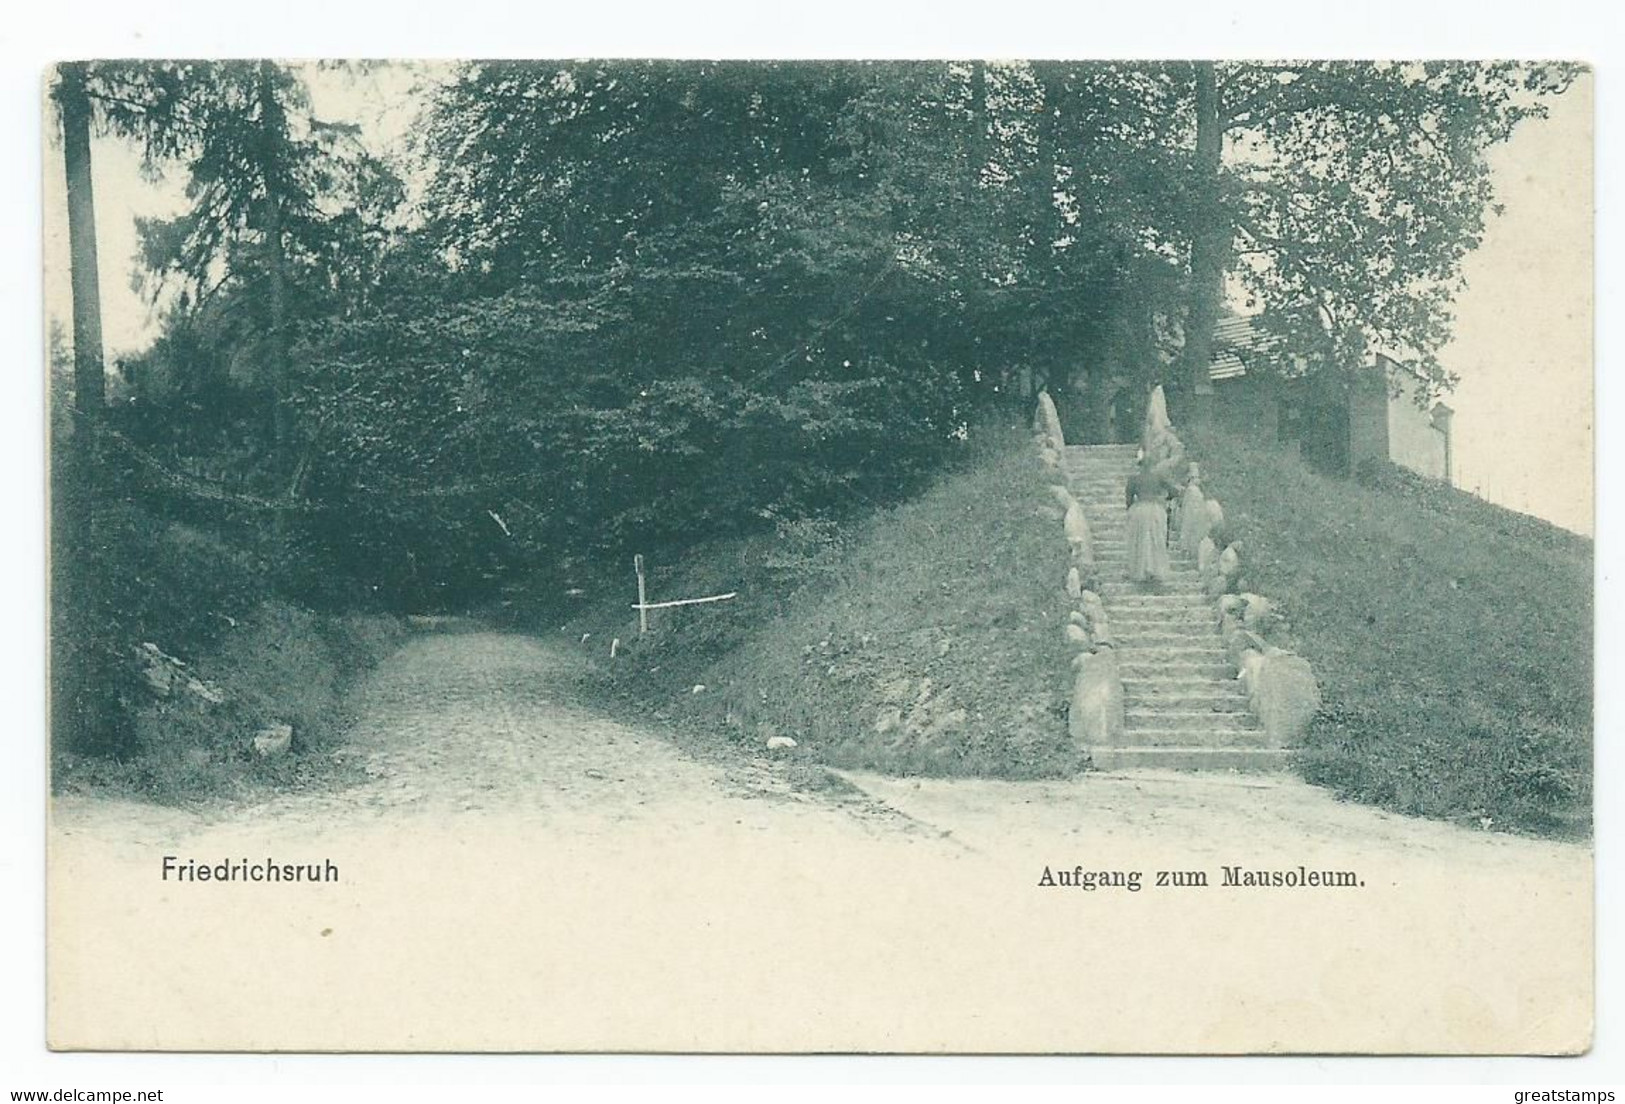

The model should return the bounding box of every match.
[48,631,1592,1054]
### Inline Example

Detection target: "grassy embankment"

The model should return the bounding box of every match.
[51,508,410,805]
[1190,424,1592,837]
[566,418,1591,839]
[563,422,1081,778]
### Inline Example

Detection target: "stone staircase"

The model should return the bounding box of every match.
[1064,443,1288,771]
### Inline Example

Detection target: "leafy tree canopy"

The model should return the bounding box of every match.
[62,58,1576,608]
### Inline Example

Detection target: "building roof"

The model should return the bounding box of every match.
[1210,314,1275,381]
[1211,316,1424,389]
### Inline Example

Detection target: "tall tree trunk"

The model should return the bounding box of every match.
[1033,66,1083,416]
[1179,60,1227,430]
[257,61,294,462]
[256,61,302,559]
[53,63,116,755]
[57,63,105,427]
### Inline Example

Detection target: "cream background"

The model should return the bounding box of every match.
[36,58,1599,1058]
[8,0,1618,1088]
[47,771,1594,1054]
[1442,72,1594,535]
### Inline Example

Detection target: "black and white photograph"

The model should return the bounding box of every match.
[37,53,1595,1057]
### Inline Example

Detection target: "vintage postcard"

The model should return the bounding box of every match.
[43,59,1594,1053]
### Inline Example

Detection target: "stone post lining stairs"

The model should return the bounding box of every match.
[1063,443,1291,771]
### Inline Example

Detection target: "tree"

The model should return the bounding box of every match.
[53,63,106,427]
[124,60,404,499]
[49,64,114,757]
[1178,60,1225,424]
[1174,61,1576,416]
[385,60,1196,576]
[73,59,1575,614]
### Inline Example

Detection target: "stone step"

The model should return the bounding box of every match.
[1116,719,1269,743]
[1110,611,1215,627]
[1124,625,1227,643]
[1113,615,1220,629]
[1118,635,1225,652]
[1112,618,1219,633]
[1123,679,1244,691]
[1112,597,1210,608]
[1118,647,1228,666]
[1114,606,1213,618]
[1115,641,1227,655]
[1087,746,1292,772]
[1122,671,1245,687]
[1125,709,1259,733]
[1108,727,1277,750]
[1098,564,1201,575]
[1109,604,1211,615]
[1124,679,1248,695]
[1123,693,1252,713]
[1118,660,1235,680]
[1119,645,1229,660]
[1117,650,1230,668]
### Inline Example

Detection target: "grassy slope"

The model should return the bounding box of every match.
[560,418,1590,838]
[563,423,1080,777]
[1190,423,1593,837]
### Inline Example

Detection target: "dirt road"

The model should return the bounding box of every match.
[49,631,1592,1054]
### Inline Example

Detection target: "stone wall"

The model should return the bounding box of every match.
[1383,358,1450,482]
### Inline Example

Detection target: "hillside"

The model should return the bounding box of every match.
[1189,423,1593,837]
[561,423,1080,779]
[559,419,1591,838]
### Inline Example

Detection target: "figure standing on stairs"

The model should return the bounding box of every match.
[1178,462,1208,557]
[1125,453,1176,586]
